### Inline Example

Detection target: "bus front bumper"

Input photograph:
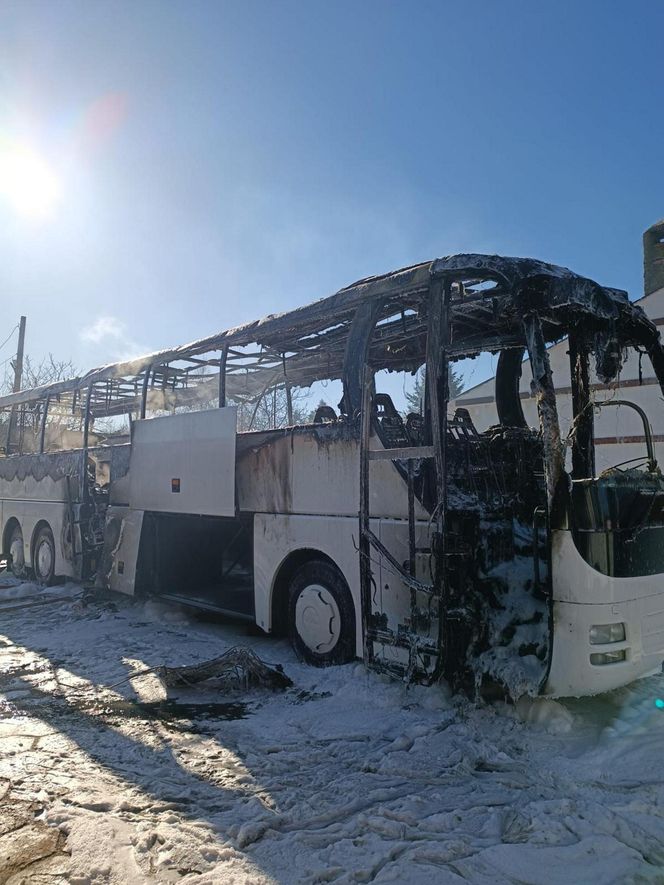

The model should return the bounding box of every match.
[544,596,664,698]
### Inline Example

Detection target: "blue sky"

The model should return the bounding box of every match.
[1,0,663,393]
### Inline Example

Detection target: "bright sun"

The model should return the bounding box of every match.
[0,143,62,221]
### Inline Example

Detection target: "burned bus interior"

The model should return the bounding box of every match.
[2,254,664,696]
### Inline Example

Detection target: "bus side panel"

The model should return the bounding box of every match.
[0,473,76,579]
[97,505,144,596]
[237,430,427,520]
[129,408,236,517]
[253,513,363,655]
[22,501,73,578]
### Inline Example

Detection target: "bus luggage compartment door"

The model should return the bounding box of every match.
[97,505,144,596]
[128,407,237,517]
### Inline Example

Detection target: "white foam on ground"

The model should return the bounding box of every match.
[1,587,663,883]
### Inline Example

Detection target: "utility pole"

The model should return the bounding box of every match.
[12,316,26,393]
[5,316,27,454]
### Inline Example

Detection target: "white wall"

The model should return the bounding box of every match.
[453,289,664,473]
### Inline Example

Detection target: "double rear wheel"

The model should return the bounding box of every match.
[5,523,56,585]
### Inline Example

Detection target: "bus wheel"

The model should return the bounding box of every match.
[33,525,56,586]
[288,560,355,666]
[8,523,27,579]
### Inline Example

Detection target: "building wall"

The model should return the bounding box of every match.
[453,288,664,473]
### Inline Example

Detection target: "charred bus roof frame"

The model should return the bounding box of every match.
[2,252,662,422]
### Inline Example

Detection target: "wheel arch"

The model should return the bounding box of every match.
[3,516,22,555]
[270,547,338,636]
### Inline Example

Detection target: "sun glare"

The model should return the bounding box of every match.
[0,143,62,221]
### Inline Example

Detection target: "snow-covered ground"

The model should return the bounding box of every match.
[1,580,664,884]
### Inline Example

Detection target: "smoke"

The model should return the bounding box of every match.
[80,315,125,344]
[79,315,144,361]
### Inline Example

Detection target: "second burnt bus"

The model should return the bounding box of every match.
[2,253,664,698]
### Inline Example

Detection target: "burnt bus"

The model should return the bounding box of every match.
[2,253,664,697]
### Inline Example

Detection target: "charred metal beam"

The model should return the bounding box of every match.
[357,298,384,666]
[82,386,93,452]
[140,366,152,420]
[218,344,228,408]
[523,313,564,506]
[344,301,380,418]
[282,353,293,426]
[39,395,50,454]
[425,276,446,523]
[426,274,452,685]
[364,527,433,595]
[569,331,594,479]
[495,348,527,428]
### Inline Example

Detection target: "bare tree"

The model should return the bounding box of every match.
[22,355,77,390]
[1,354,79,453]
[1,353,76,395]
[232,385,309,432]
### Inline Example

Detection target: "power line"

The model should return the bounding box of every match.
[0,325,19,354]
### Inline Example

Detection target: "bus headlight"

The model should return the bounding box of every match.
[589,623,626,645]
[590,649,627,666]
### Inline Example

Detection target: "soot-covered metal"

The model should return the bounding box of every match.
[2,254,663,697]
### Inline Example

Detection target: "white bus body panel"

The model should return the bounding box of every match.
[0,461,78,579]
[129,408,237,517]
[545,530,664,696]
[237,431,428,519]
[254,512,362,650]
[1,501,73,578]
[254,512,431,659]
[100,505,145,596]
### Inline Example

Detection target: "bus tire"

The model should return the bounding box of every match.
[33,525,56,586]
[8,523,27,580]
[288,560,355,666]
